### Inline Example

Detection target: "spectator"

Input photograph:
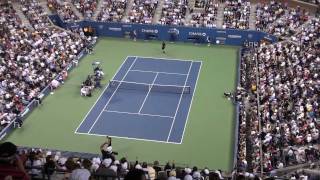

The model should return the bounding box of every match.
[124,169,147,180]
[153,160,162,174]
[95,158,117,177]
[0,142,30,180]
[43,155,56,179]
[100,136,117,160]
[80,86,92,96]
[25,150,43,177]
[184,167,192,180]
[168,170,178,180]
[70,158,92,180]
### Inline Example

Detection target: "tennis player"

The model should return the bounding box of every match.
[162,41,166,53]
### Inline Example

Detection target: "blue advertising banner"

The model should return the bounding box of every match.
[49,15,277,46]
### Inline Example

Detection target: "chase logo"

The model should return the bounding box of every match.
[122,24,132,28]
[99,25,104,29]
[168,28,179,34]
[109,27,122,31]
[228,35,242,39]
[189,32,206,36]
[141,29,158,33]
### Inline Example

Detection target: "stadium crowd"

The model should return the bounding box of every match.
[238,16,320,173]
[97,0,127,22]
[0,141,228,180]
[0,1,91,131]
[125,0,158,24]
[222,0,250,29]
[255,1,309,38]
[72,0,98,19]
[158,0,188,26]
[255,1,286,33]
[189,0,218,28]
[47,0,80,22]
[38,0,317,40]
[20,0,51,30]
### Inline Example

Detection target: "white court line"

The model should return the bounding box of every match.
[130,69,188,76]
[87,57,138,133]
[75,131,181,144]
[76,56,200,144]
[138,72,158,113]
[136,56,199,63]
[166,61,193,142]
[74,56,130,133]
[104,110,174,119]
[179,61,202,144]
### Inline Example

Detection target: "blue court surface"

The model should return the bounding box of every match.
[75,56,201,144]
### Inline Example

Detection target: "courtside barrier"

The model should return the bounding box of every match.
[232,48,243,171]
[49,15,278,46]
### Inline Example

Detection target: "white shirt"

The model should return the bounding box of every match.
[70,168,91,180]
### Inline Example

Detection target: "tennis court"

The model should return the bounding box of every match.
[6,38,237,170]
[75,56,202,143]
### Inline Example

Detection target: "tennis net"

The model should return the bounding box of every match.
[109,80,191,94]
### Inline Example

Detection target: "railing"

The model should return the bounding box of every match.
[0,38,97,141]
[232,47,242,172]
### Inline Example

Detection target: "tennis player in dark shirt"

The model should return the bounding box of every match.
[162,41,166,53]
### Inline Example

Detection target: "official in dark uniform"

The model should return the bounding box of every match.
[162,41,166,53]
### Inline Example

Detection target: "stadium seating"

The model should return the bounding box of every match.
[0,1,91,131]
[238,17,320,173]
[0,0,319,179]
[158,0,188,26]
[222,0,250,29]
[256,1,309,38]
[189,0,218,28]
[97,0,127,22]
[43,0,317,40]
[72,0,98,19]
[20,0,51,30]
[124,0,158,24]
[255,1,287,32]
[0,141,227,179]
[47,0,80,22]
